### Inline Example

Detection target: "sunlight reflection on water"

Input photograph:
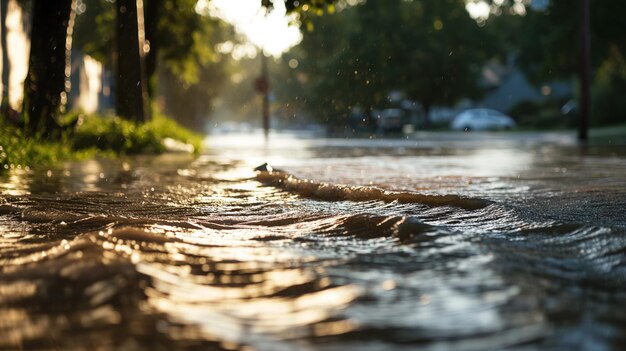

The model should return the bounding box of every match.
[1,132,625,350]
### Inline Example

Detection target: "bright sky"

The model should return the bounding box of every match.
[466,1,492,21]
[203,0,303,58]
[465,0,528,22]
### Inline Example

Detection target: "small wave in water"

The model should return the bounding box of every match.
[255,164,492,210]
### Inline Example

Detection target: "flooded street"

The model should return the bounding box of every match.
[1,132,625,350]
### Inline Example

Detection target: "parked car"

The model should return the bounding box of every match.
[377,108,406,133]
[450,109,517,131]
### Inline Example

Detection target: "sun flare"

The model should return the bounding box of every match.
[203,0,303,58]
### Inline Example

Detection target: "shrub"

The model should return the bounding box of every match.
[72,112,202,154]
[591,46,626,126]
[508,99,572,129]
[1,112,202,171]
[0,119,80,170]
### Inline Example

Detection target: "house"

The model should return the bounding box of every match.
[479,61,543,112]
[478,58,572,112]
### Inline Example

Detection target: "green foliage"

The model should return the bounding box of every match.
[151,2,242,128]
[73,0,115,66]
[279,0,341,29]
[72,114,162,153]
[73,111,202,154]
[0,119,93,171]
[274,0,492,126]
[508,99,572,130]
[157,14,238,129]
[512,0,626,83]
[281,0,337,13]
[588,124,626,145]
[73,0,237,129]
[148,110,204,152]
[0,112,201,172]
[157,0,221,86]
[591,47,626,126]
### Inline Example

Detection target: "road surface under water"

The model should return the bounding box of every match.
[1,132,625,350]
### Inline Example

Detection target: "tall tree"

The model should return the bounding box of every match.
[501,0,626,131]
[279,0,491,128]
[510,0,626,83]
[22,0,76,136]
[116,0,150,122]
[401,0,491,125]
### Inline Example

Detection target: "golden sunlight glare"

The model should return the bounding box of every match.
[204,0,303,57]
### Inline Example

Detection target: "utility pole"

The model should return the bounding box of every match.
[257,52,270,141]
[254,52,270,140]
[578,0,591,143]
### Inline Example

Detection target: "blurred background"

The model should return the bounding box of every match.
[2,0,625,138]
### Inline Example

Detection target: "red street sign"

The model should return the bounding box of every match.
[254,76,269,94]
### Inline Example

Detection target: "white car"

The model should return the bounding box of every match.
[450,109,517,131]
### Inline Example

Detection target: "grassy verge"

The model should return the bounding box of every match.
[589,123,626,145]
[71,111,202,154]
[0,125,92,171]
[1,112,203,171]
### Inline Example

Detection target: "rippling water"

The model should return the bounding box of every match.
[1,132,625,350]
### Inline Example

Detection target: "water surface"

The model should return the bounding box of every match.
[1,132,625,350]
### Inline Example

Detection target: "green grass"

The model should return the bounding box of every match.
[1,112,203,171]
[72,111,202,154]
[589,123,626,145]
[0,124,88,171]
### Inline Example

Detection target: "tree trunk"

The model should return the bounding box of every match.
[22,0,76,136]
[1,0,10,117]
[116,0,150,122]
[143,0,159,100]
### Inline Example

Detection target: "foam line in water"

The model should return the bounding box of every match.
[255,166,491,210]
